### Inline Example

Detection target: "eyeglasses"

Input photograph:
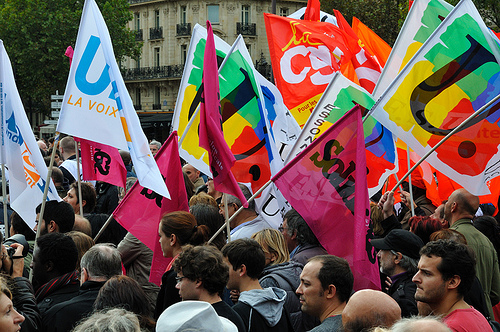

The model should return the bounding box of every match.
[219,203,237,210]
[278,223,288,233]
[175,276,186,283]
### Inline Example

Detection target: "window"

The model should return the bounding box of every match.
[154,86,161,108]
[134,12,140,30]
[279,8,289,17]
[154,9,160,29]
[181,45,187,64]
[135,88,141,105]
[135,57,140,69]
[154,47,160,67]
[180,5,187,24]
[207,5,219,24]
[242,5,250,24]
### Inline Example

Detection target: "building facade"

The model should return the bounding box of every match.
[121,0,307,141]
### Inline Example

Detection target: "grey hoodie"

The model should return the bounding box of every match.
[238,287,287,327]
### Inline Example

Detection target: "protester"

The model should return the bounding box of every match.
[391,316,452,332]
[190,203,226,250]
[9,212,35,272]
[183,163,205,189]
[94,181,120,215]
[207,177,223,205]
[66,231,94,273]
[50,166,66,198]
[0,276,25,332]
[63,182,96,215]
[149,140,161,156]
[398,182,436,229]
[59,136,81,186]
[34,200,75,235]
[72,215,92,237]
[409,215,443,244]
[72,308,142,332]
[119,150,136,178]
[296,255,353,332]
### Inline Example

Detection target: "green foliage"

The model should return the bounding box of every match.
[0,0,142,115]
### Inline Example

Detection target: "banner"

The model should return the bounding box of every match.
[56,0,169,198]
[352,17,392,68]
[273,105,379,290]
[0,40,61,228]
[370,0,500,195]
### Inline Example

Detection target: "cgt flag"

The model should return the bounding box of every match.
[57,0,169,199]
[113,132,189,285]
[0,40,61,228]
[273,105,379,290]
[199,21,247,207]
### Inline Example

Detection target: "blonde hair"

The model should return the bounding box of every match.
[67,231,95,272]
[189,192,218,208]
[251,228,289,265]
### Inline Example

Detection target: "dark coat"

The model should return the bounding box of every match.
[154,269,181,319]
[11,277,41,332]
[291,244,328,266]
[388,272,418,318]
[37,282,80,316]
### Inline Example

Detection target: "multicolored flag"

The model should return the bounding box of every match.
[76,138,127,188]
[287,72,397,197]
[370,0,500,195]
[264,13,354,127]
[352,17,392,68]
[199,21,247,207]
[0,40,61,228]
[56,0,169,198]
[372,0,453,98]
[113,132,188,285]
[273,105,379,290]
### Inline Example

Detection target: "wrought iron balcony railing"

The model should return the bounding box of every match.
[121,65,185,81]
[176,23,191,36]
[150,27,163,40]
[152,104,162,110]
[236,22,256,36]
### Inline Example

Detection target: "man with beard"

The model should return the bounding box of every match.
[34,200,75,235]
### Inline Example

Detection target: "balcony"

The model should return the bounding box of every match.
[121,65,185,81]
[236,22,256,36]
[176,23,191,36]
[135,29,143,41]
[134,104,142,110]
[150,27,163,40]
[153,104,162,110]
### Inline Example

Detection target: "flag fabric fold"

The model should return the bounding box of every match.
[0,40,61,228]
[56,0,169,198]
[352,17,392,68]
[273,105,379,290]
[304,0,321,21]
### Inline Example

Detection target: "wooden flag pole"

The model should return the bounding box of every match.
[75,140,83,216]
[2,164,8,238]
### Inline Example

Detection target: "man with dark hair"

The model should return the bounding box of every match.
[221,184,272,240]
[446,188,500,319]
[42,244,122,332]
[222,238,292,331]
[372,229,423,317]
[296,255,353,331]
[412,239,491,330]
[280,208,327,266]
[173,245,246,332]
[119,150,136,178]
[64,182,96,215]
[35,200,75,234]
[31,233,79,315]
[50,167,66,198]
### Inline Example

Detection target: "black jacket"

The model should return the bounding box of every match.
[11,277,41,332]
[387,272,418,318]
[154,269,181,319]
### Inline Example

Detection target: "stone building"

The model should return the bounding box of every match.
[121,0,307,140]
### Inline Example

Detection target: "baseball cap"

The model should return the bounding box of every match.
[371,229,424,259]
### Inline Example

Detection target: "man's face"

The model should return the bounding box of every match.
[219,196,237,224]
[183,165,199,183]
[412,255,447,304]
[175,271,200,301]
[443,194,456,223]
[223,257,240,291]
[34,213,48,236]
[377,249,397,276]
[149,144,159,156]
[30,248,47,291]
[296,260,326,318]
[280,219,295,253]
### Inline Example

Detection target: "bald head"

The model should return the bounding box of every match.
[183,164,200,183]
[342,289,401,332]
[445,189,479,225]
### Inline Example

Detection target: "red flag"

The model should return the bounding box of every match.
[76,138,127,188]
[273,105,379,290]
[352,17,392,68]
[113,131,189,285]
[199,21,248,207]
[304,0,320,21]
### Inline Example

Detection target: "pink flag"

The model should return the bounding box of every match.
[113,131,189,285]
[199,21,248,207]
[273,105,379,290]
[76,138,127,188]
[65,46,74,66]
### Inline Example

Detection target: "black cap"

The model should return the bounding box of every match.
[371,229,424,259]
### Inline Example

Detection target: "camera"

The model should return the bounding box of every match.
[3,234,29,258]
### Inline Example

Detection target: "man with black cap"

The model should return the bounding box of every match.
[372,229,424,317]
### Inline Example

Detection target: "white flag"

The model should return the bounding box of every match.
[57,0,169,198]
[0,40,61,228]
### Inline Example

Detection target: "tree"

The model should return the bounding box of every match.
[0,0,142,119]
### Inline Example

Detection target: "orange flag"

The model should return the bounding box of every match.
[304,0,320,21]
[352,17,392,68]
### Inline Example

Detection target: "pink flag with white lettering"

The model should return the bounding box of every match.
[199,21,248,207]
[76,138,127,188]
[113,131,189,285]
[273,105,379,290]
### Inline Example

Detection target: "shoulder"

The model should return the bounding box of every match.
[445,308,491,331]
[309,315,342,332]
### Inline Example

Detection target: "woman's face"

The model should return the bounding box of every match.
[63,188,79,214]
[158,223,172,257]
[0,293,24,332]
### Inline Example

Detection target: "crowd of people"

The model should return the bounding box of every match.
[0,134,497,331]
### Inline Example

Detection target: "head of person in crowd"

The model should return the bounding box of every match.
[0,276,25,332]
[64,182,96,215]
[50,148,62,166]
[182,164,201,184]
[296,255,353,323]
[35,200,75,235]
[73,215,92,237]
[429,229,467,244]
[149,140,161,156]
[37,140,48,153]
[10,212,35,241]
[80,243,122,286]
[190,204,226,250]
[409,215,443,244]
[118,177,137,203]
[189,192,218,209]
[251,228,289,267]
[183,172,195,201]
[430,200,447,225]
[222,238,265,291]
[206,177,222,201]
[412,239,476,315]
[281,208,321,253]
[119,149,132,166]
[31,233,78,292]
[158,211,209,259]
[372,229,423,277]
[173,244,229,301]
[94,275,155,330]
[72,308,142,332]
[342,289,401,332]
[473,215,500,262]
[59,136,76,160]
[444,189,479,226]
[220,183,255,225]
[50,167,65,193]
[66,231,94,273]
[391,316,451,332]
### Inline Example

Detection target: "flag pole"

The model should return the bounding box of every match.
[74,140,83,216]
[93,213,114,242]
[223,194,230,242]
[2,164,8,238]
[406,146,415,217]
[208,179,273,244]
[390,92,500,193]
[30,133,60,282]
